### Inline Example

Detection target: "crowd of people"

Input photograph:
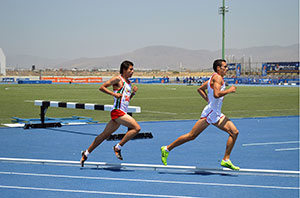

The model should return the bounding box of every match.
[176,76,205,85]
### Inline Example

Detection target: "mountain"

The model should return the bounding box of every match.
[6,44,299,71]
[58,46,213,71]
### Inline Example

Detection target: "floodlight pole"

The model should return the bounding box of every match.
[219,0,229,59]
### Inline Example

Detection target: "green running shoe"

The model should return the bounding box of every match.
[161,146,169,166]
[221,159,240,170]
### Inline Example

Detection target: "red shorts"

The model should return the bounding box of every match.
[111,109,126,120]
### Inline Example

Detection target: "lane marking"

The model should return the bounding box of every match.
[143,110,177,115]
[0,157,299,175]
[243,141,300,147]
[225,109,298,113]
[275,147,300,152]
[0,171,299,190]
[0,185,203,198]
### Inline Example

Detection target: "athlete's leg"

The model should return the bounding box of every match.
[114,114,141,146]
[87,120,121,153]
[161,119,209,165]
[167,119,209,151]
[81,119,121,166]
[213,116,239,160]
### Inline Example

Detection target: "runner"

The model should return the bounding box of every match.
[161,59,240,170]
[80,60,140,167]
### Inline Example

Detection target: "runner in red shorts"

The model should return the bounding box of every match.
[80,60,140,167]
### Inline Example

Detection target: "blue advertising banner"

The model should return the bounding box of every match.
[1,77,15,82]
[227,63,236,71]
[236,63,241,77]
[227,63,241,77]
[262,63,268,76]
[262,62,299,76]
[130,77,169,84]
[225,77,299,85]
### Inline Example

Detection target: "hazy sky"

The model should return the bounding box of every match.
[0,0,299,59]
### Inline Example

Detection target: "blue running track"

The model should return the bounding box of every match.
[0,116,299,198]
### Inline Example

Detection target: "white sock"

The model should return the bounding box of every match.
[84,150,90,157]
[164,146,169,152]
[115,143,122,150]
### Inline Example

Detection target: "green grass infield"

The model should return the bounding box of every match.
[0,84,299,126]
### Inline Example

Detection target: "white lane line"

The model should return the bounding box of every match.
[243,141,300,147]
[0,185,203,198]
[24,100,34,103]
[224,109,297,113]
[0,157,299,175]
[275,148,300,152]
[143,110,177,115]
[0,171,298,190]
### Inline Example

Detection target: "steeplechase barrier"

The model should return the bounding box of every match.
[24,100,152,140]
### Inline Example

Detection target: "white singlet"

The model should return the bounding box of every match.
[201,73,225,124]
[112,75,132,114]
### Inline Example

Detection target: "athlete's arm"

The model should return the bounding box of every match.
[130,85,138,99]
[99,76,122,98]
[197,80,209,102]
[213,75,236,98]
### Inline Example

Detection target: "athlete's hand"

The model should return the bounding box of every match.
[113,93,122,98]
[132,86,138,93]
[228,85,237,93]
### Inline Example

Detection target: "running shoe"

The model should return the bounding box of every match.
[161,146,169,166]
[113,145,123,160]
[80,151,88,167]
[221,159,240,170]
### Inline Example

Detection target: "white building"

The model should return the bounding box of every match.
[0,48,6,76]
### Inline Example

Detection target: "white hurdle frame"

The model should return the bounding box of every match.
[24,100,141,129]
[34,100,141,113]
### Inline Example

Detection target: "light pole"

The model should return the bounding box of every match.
[219,0,229,59]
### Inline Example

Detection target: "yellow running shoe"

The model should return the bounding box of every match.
[221,159,240,170]
[161,146,169,166]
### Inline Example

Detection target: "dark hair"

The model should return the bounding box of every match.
[120,60,134,74]
[213,59,226,72]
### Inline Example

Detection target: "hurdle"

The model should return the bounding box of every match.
[0,157,299,176]
[24,100,152,140]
